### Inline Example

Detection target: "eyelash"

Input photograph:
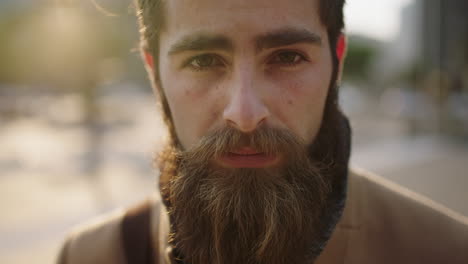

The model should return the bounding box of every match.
[268,50,309,67]
[183,50,309,72]
[183,54,224,72]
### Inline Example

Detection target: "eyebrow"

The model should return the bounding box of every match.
[255,28,322,52]
[167,27,322,56]
[168,33,233,55]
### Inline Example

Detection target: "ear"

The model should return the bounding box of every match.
[144,51,154,70]
[143,51,160,85]
[336,34,347,83]
[143,51,164,98]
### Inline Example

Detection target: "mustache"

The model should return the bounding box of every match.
[179,125,310,164]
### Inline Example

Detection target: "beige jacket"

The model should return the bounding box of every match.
[57,168,468,263]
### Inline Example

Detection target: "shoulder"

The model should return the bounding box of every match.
[56,196,163,264]
[57,208,127,264]
[349,167,468,263]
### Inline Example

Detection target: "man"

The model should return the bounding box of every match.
[57,0,468,263]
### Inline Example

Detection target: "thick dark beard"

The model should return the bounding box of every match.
[161,126,334,264]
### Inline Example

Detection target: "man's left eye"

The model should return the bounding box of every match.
[270,51,306,65]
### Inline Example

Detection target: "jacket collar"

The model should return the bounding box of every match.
[315,169,361,264]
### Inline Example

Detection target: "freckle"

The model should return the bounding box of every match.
[287,100,293,106]
[211,111,218,120]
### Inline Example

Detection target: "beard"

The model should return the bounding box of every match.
[157,122,345,264]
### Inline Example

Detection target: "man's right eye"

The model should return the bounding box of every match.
[185,54,224,71]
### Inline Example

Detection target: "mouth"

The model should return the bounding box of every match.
[217,147,279,168]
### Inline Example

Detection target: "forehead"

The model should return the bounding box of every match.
[161,0,324,45]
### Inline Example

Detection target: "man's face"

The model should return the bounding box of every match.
[152,1,347,262]
[157,0,333,157]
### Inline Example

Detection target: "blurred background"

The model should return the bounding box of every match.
[0,0,467,263]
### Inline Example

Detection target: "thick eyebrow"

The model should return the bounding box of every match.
[255,28,322,52]
[168,33,234,55]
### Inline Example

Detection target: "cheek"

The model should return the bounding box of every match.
[160,70,224,147]
[268,68,330,142]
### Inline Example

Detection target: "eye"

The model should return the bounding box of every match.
[269,51,307,66]
[185,54,224,71]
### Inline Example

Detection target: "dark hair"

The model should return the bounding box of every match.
[135,0,345,60]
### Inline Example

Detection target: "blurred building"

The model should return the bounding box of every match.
[374,1,423,85]
[421,0,468,137]
[374,0,468,138]
[422,0,468,79]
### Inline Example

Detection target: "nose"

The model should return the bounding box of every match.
[222,69,269,133]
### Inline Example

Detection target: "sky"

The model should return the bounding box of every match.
[344,0,414,41]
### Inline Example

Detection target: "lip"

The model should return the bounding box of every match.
[217,147,279,168]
